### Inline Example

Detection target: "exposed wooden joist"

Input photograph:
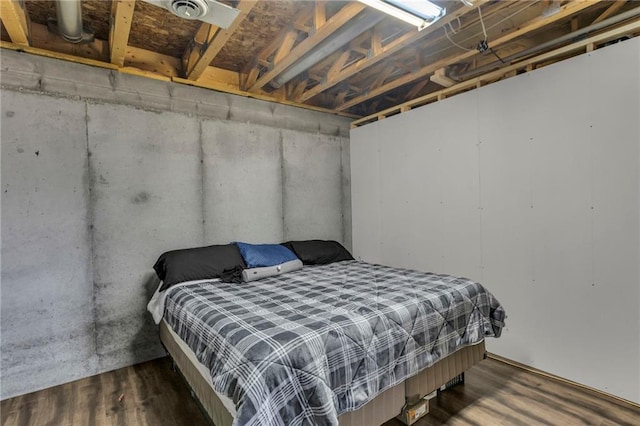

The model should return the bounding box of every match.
[351,17,640,128]
[592,0,627,26]
[314,1,326,30]
[370,65,394,90]
[109,0,135,67]
[240,4,312,90]
[337,0,600,112]
[273,30,297,65]
[333,87,349,109]
[294,0,493,103]
[430,67,456,87]
[247,1,366,92]
[183,0,257,81]
[0,0,30,46]
[404,80,429,101]
[326,50,351,82]
[182,23,216,77]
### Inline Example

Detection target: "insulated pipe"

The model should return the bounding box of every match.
[452,6,640,81]
[269,9,386,89]
[55,0,84,43]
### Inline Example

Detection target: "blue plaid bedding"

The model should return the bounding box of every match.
[163,260,505,426]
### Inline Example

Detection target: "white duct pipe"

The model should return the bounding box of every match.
[55,0,84,43]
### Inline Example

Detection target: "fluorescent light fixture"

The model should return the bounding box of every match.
[358,0,446,31]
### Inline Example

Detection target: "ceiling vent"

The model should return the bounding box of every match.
[140,0,240,28]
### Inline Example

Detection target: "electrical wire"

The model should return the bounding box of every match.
[478,6,488,41]
[442,2,536,53]
[444,25,474,51]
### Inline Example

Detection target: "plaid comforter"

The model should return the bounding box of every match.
[163,260,505,426]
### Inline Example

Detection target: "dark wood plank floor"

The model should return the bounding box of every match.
[2,357,638,426]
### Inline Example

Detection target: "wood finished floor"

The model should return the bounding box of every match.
[2,357,638,426]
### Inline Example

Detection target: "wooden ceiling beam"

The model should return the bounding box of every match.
[333,87,349,109]
[109,0,136,67]
[0,0,31,46]
[404,80,429,101]
[247,2,366,92]
[326,50,351,82]
[183,0,257,81]
[314,1,326,30]
[241,5,312,89]
[352,17,640,127]
[336,0,600,112]
[183,23,217,77]
[273,30,297,65]
[370,65,395,90]
[294,0,492,103]
[592,0,627,26]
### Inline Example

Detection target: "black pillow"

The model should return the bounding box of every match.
[281,240,354,265]
[153,244,246,292]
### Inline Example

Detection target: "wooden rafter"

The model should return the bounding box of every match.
[326,50,351,82]
[592,0,627,26]
[293,0,493,103]
[314,1,326,29]
[333,86,349,109]
[240,4,312,90]
[352,17,640,127]
[336,0,600,112]
[404,80,429,101]
[109,0,135,67]
[273,30,297,65]
[247,1,366,93]
[0,0,30,46]
[182,0,257,81]
[370,65,395,90]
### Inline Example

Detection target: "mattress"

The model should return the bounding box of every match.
[160,319,486,426]
[158,260,504,426]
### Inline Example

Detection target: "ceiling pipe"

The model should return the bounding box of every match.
[451,6,640,81]
[269,9,386,89]
[49,0,94,43]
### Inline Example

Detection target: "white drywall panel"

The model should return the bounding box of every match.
[377,109,446,273]
[476,73,538,364]
[1,92,96,398]
[88,103,203,371]
[351,38,640,402]
[584,41,639,400]
[350,122,382,263]
[428,94,481,281]
[201,120,283,244]
[282,129,344,242]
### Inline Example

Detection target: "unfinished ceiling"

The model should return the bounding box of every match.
[1,1,639,120]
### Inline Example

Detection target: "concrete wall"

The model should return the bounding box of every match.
[0,49,352,399]
[351,38,640,403]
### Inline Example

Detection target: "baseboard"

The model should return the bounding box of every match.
[486,352,640,410]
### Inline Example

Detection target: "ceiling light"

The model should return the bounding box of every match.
[358,0,446,31]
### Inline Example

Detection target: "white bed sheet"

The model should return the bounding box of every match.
[147,278,220,324]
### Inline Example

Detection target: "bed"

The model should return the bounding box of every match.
[148,242,505,426]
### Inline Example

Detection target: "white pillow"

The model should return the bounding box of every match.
[242,259,303,282]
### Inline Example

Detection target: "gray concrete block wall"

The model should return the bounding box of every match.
[1,92,97,398]
[282,130,345,242]
[87,104,205,372]
[202,120,284,244]
[0,50,352,399]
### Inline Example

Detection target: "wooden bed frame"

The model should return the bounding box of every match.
[160,320,487,426]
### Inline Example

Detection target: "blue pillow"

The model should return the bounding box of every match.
[235,242,299,268]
